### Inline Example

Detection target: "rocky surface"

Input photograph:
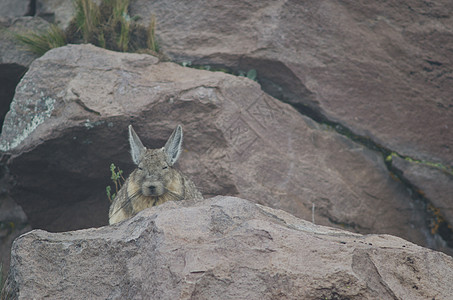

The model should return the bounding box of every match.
[2,196,453,300]
[129,0,453,229]
[392,155,453,247]
[130,0,453,165]
[0,44,436,252]
[0,0,452,291]
[0,16,50,130]
[0,0,31,18]
[24,0,453,247]
[0,195,30,284]
[35,0,102,29]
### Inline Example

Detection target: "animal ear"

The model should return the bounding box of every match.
[128,125,146,165]
[164,125,183,166]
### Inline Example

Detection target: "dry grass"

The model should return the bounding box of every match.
[16,0,160,55]
[15,24,66,56]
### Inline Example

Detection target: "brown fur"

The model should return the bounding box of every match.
[108,126,202,224]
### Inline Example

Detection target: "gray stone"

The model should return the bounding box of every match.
[0,0,30,18]
[0,45,437,253]
[2,196,453,299]
[35,0,102,29]
[0,17,49,67]
[0,17,50,129]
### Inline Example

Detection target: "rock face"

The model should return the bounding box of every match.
[0,0,30,18]
[129,0,453,227]
[131,0,453,164]
[0,44,436,252]
[0,16,50,130]
[2,196,453,300]
[35,0,102,29]
[24,1,453,167]
[392,155,453,248]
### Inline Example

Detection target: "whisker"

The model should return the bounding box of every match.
[111,187,184,219]
[110,189,142,218]
[163,188,184,201]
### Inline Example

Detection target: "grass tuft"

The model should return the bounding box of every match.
[147,15,159,53]
[15,24,66,56]
[74,0,101,43]
[16,0,160,56]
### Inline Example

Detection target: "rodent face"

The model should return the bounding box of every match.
[134,148,172,197]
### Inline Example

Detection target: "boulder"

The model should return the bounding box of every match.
[2,196,453,299]
[0,16,48,281]
[0,44,437,252]
[0,0,31,18]
[0,16,50,130]
[129,0,453,166]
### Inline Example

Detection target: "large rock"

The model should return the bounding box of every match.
[2,196,453,299]
[0,0,31,18]
[128,0,453,229]
[22,0,453,241]
[0,15,49,282]
[130,0,453,165]
[0,44,438,252]
[0,17,50,130]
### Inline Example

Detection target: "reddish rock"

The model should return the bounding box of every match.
[129,0,453,165]
[3,196,453,300]
[0,45,437,253]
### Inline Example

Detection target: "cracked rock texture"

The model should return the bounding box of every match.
[0,45,433,254]
[392,155,453,247]
[30,0,453,245]
[0,0,452,293]
[2,196,453,300]
[129,0,453,228]
[131,0,453,165]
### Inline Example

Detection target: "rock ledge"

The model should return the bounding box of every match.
[2,196,452,299]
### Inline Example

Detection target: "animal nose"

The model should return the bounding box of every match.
[147,185,156,193]
[143,182,162,196]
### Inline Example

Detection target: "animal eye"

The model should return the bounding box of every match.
[138,166,143,170]
[162,166,168,170]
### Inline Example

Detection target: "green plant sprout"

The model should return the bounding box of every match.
[238,69,257,81]
[246,69,257,81]
[146,14,159,53]
[106,163,125,203]
[385,152,453,176]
